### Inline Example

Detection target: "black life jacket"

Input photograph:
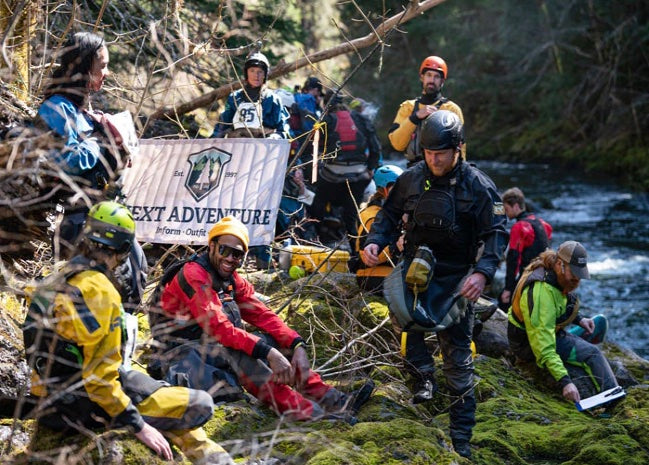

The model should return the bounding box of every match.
[325,110,367,164]
[148,253,241,347]
[518,214,551,269]
[408,175,458,250]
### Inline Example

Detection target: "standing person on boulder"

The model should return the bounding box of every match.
[388,55,466,165]
[212,51,289,139]
[507,241,618,403]
[500,187,553,308]
[153,216,374,422]
[212,51,295,269]
[309,91,381,246]
[362,110,508,459]
[22,201,233,465]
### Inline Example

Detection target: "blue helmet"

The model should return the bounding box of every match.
[373,165,403,188]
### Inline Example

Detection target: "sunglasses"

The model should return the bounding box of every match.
[217,243,245,260]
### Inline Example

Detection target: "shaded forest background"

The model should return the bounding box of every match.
[2,0,648,188]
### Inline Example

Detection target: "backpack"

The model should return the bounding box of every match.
[325,110,368,164]
[147,254,201,345]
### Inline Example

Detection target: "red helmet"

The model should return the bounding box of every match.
[419,56,448,79]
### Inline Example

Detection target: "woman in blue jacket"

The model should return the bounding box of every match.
[37,31,126,259]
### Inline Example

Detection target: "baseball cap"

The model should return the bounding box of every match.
[557,241,590,279]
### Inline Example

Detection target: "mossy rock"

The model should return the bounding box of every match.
[2,270,649,464]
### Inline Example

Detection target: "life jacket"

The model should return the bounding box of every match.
[148,253,241,348]
[510,264,580,331]
[325,110,367,164]
[404,97,449,163]
[518,214,551,269]
[23,257,104,389]
[407,175,458,251]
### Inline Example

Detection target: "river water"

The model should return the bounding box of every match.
[475,161,649,359]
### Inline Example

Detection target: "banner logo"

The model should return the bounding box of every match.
[185,147,232,201]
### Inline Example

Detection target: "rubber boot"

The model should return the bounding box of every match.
[165,427,234,465]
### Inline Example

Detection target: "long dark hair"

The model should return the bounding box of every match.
[43,32,105,108]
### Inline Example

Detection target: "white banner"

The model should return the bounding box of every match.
[121,138,290,246]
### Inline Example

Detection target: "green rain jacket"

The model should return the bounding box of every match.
[508,268,578,383]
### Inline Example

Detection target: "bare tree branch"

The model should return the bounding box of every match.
[148,0,447,121]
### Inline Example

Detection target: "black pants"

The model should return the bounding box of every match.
[405,307,476,442]
[310,177,369,238]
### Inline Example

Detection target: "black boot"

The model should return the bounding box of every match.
[452,439,472,459]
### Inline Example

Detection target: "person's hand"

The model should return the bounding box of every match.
[460,272,487,302]
[135,422,173,460]
[500,290,511,305]
[415,105,438,120]
[267,347,294,385]
[562,383,580,403]
[362,244,380,267]
[579,317,595,335]
[291,345,311,390]
[267,132,283,140]
[396,234,405,253]
[292,168,306,194]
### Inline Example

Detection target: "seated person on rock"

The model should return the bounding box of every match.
[22,201,233,465]
[507,240,618,403]
[151,216,374,422]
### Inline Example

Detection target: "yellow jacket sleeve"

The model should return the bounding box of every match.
[54,270,143,431]
[388,99,467,159]
[388,100,417,151]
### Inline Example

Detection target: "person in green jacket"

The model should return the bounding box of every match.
[507,241,618,403]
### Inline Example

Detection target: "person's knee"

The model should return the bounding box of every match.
[186,389,215,427]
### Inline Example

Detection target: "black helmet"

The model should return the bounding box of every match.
[244,52,270,82]
[419,110,464,151]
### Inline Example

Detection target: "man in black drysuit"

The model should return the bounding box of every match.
[361,110,508,459]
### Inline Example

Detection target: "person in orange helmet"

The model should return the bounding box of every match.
[388,55,465,165]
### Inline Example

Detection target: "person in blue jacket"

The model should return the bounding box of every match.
[37,31,126,259]
[212,52,290,139]
[212,52,294,268]
[37,31,146,311]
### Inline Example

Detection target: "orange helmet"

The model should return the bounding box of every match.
[419,56,448,79]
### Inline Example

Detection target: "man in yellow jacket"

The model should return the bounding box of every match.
[388,55,465,164]
[23,201,233,464]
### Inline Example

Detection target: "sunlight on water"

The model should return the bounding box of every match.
[476,160,649,358]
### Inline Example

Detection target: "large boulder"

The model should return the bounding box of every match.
[1,270,648,464]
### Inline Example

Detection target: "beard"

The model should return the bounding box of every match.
[557,271,580,294]
[424,83,440,97]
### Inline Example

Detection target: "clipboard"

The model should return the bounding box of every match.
[576,386,626,411]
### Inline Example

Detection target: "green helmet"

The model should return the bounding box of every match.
[84,201,136,253]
